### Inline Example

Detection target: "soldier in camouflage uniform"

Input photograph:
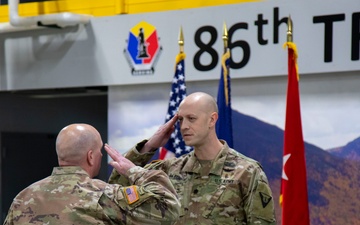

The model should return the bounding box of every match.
[109,92,276,225]
[4,123,180,225]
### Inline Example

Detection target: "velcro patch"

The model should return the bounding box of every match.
[124,186,139,204]
[259,192,272,208]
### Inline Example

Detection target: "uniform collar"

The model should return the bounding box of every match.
[51,166,90,176]
[182,140,230,176]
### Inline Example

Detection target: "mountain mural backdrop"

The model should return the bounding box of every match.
[232,109,360,225]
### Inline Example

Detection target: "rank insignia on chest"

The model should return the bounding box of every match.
[124,186,139,204]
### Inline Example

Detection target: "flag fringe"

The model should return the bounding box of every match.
[283,42,299,81]
[221,49,231,105]
[175,52,186,67]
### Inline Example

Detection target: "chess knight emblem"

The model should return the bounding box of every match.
[124,21,162,75]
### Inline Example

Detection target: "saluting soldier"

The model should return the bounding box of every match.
[109,92,276,225]
[4,123,180,225]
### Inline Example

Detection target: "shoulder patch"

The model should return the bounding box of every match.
[259,192,272,208]
[124,186,139,204]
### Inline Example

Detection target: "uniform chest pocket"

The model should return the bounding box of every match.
[170,174,186,196]
[169,173,188,216]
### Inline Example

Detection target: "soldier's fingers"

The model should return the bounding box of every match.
[104,144,119,160]
[104,143,118,154]
[167,114,178,127]
[109,161,120,170]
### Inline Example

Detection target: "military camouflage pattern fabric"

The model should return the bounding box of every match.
[109,140,276,225]
[4,166,180,225]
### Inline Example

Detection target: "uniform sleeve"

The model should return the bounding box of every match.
[108,140,156,185]
[3,207,14,225]
[104,166,180,224]
[244,165,276,225]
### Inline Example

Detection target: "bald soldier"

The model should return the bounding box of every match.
[109,92,276,224]
[4,124,180,225]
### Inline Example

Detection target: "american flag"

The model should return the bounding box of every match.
[159,52,193,159]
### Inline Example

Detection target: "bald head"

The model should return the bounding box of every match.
[56,124,102,167]
[180,92,218,114]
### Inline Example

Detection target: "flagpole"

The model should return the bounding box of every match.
[179,26,184,53]
[287,15,293,42]
[222,21,228,53]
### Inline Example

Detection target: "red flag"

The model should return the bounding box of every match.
[280,42,310,225]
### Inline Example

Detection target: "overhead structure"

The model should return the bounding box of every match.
[0,0,92,33]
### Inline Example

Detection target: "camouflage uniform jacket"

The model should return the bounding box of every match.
[109,140,276,225]
[4,166,180,225]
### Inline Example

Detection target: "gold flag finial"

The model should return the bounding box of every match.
[178,26,184,53]
[222,21,228,51]
[287,15,293,42]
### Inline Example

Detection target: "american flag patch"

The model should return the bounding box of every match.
[124,186,139,204]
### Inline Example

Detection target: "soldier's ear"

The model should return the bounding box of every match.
[87,150,94,166]
[209,112,218,128]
